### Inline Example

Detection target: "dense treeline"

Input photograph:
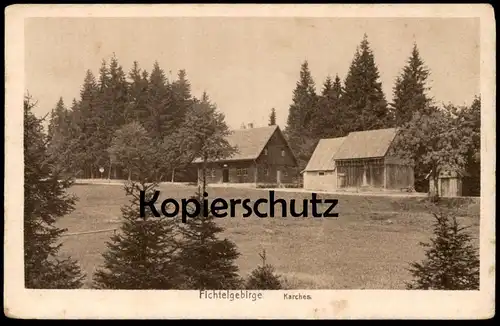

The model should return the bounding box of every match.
[283,35,480,195]
[46,54,197,182]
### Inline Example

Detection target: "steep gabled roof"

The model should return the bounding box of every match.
[193,125,295,163]
[334,128,398,160]
[303,137,346,172]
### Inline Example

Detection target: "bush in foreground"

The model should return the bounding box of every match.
[245,249,283,290]
[406,204,480,290]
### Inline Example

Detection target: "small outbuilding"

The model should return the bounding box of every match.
[427,169,470,197]
[302,137,346,191]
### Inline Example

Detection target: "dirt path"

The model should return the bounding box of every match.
[74,179,428,198]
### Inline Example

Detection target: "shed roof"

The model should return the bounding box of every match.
[192,125,294,163]
[334,128,398,160]
[303,137,346,172]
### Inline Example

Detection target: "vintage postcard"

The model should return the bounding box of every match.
[4,4,495,319]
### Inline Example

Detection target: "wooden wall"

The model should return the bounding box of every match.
[255,164,297,184]
[336,158,414,190]
[198,161,256,184]
[430,177,462,197]
[254,127,298,184]
[336,158,384,188]
[385,164,414,189]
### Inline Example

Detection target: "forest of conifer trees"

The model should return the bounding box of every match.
[46,54,202,182]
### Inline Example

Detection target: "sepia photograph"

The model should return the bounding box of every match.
[4,4,495,319]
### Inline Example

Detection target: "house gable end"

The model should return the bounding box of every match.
[255,127,298,167]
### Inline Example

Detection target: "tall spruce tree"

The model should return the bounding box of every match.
[269,108,277,126]
[392,43,433,127]
[107,54,129,128]
[46,97,74,175]
[171,69,192,124]
[145,61,174,141]
[342,34,392,132]
[312,74,345,139]
[76,69,101,178]
[94,125,178,289]
[93,181,180,289]
[47,97,68,143]
[24,95,85,289]
[173,94,242,289]
[284,60,319,170]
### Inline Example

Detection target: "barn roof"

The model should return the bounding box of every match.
[303,137,346,172]
[192,125,295,163]
[334,128,398,160]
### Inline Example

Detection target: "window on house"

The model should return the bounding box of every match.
[236,169,241,176]
[243,168,248,176]
[281,150,285,157]
[319,172,325,176]
[211,169,216,177]
[264,148,268,156]
[283,170,288,176]
[264,168,269,176]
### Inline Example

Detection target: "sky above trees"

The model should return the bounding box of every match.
[25,17,479,130]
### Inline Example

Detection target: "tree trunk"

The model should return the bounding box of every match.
[202,158,207,195]
[431,166,440,201]
[107,157,112,180]
[171,168,175,183]
[90,164,94,179]
[128,167,132,181]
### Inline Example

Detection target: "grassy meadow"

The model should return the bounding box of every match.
[57,183,480,289]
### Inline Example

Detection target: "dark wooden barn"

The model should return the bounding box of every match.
[192,125,299,186]
[332,128,414,191]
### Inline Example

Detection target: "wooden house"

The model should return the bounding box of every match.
[303,128,414,192]
[192,125,299,186]
[302,137,346,191]
[428,169,469,197]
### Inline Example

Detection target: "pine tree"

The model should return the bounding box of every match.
[312,74,345,139]
[173,96,242,289]
[65,98,84,177]
[47,97,68,142]
[284,60,319,170]
[107,53,129,128]
[46,97,74,175]
[406,204,479,290]
[76,69,105,178]
[175,186,243,290]
[245,249,283,290]
[171,69,192,124]
[24,94,85,289]
[392,43,433,127]
[93,180,180,289]
[145,61,175,141]
[269,108,277,126]
[342,34,392,132]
